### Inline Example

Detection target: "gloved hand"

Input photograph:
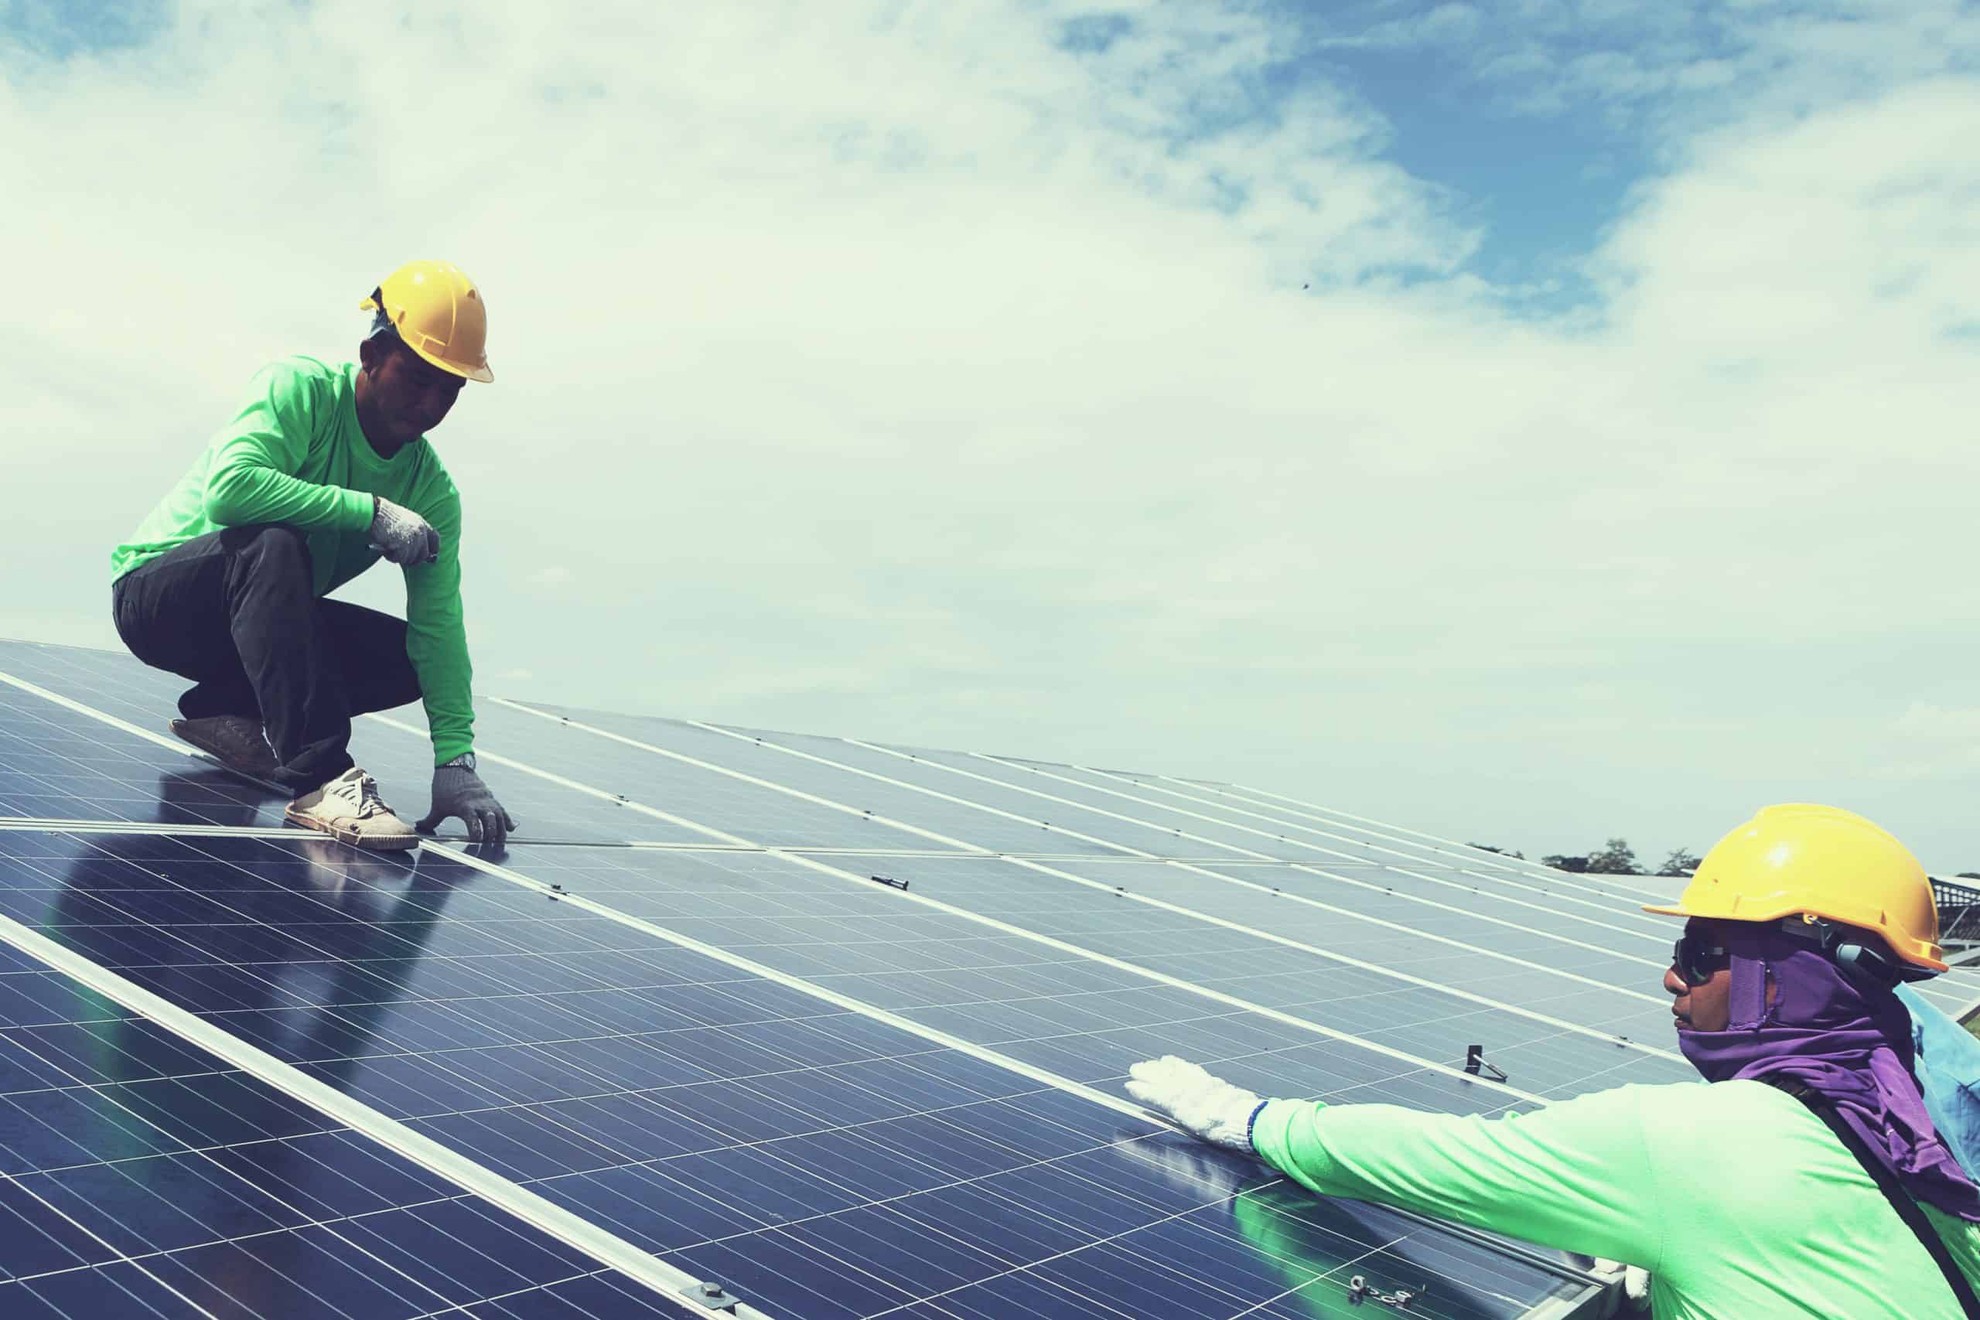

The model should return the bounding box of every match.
[415,757,517,847]
[369,496,439,566]
[1125,1055,1266,1152]
[1591,1258,1655,1314]
[1595,1261,1652,1312]
[1625,1266,1651,1309]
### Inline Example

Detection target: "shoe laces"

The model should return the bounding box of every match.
[329,770,393,819]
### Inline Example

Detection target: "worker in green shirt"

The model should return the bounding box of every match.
[110,260,516,852]
[1129,805,1980,1318]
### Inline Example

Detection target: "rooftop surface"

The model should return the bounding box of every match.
[0,637,1968,1319]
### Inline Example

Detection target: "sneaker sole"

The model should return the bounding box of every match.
[168,720,280,780]
[283,807,421,852]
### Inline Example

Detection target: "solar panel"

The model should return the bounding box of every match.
[497,706,1165,862]
[0,637,1716,1316]
[514,705,1673,959]
[454,706,980,856]
[0,905,690,1319]
[494,704,1684,1079]
[453,844,1556,1109]
[966,756,1690,926]
[0,643,704,849]
[0,826,1584,1317]
[1120,766,1980,1017]
[639,720,1270,863]
[0,677,286,832]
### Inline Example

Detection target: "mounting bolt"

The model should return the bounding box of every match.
[681,1280,740,1313]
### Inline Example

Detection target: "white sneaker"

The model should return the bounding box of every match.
[285,767,419,852]
[169,716,279,778]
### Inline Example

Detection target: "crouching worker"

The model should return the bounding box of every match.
[110,261,516,851]
[1129,805,1980,1318]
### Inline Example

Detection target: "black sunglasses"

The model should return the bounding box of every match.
[1672,929,1730,987]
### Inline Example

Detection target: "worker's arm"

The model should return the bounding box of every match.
[399,472,515,845]
[399,480,474,764]
[202,362,375,530]
[1250,1087,1669,1270]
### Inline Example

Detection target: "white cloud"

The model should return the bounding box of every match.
[1896,703,1980,743]
[4,3,1980,869]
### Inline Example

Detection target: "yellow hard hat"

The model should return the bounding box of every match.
[359,260,493,383]
[1644,804,1945,972]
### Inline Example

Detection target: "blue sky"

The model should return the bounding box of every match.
[1046,3,1744,309]
[1055,2,1975,308]
[1,0,164,60]
[1306,42,1640,304]
[1053,2,1661,302]
[4,1,1980,868]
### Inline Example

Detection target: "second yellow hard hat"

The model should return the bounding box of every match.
[1644,804,1945,972]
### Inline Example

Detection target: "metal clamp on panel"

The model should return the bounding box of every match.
[1346,1275,1425,1309]
[870,874,909,891]
[680,1280,741,1313]
[1463,1044,1508,1083]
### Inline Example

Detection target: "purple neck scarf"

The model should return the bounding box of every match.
[1678,925,1980,1221]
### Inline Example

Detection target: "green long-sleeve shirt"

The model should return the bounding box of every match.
[1252,1080,1980,1318]
[112,356,475,763]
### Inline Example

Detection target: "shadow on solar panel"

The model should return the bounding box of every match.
[0,639,1646,1317]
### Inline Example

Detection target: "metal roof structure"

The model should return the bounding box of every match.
[1,636,1965,1318]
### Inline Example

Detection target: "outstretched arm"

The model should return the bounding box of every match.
[1128,1056,1669,1271]
[1251,1088,1667,1269]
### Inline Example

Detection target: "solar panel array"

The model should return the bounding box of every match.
[1,636,1963,1319]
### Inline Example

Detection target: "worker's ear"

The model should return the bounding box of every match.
[358,335,383,375]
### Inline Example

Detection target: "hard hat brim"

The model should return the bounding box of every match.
[411,346,493,381]
[416,349,494,384]
[1641,900,1948,972]
[383,325,494,383]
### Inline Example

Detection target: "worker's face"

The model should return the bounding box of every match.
[1665,961,1733,1032]
[358,336,466,444]
[1666,919,1734,1032]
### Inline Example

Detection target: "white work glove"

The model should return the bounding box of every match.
[369,496,439,566]
[1626,1266,1652,1308]
[1125,1055,1265,1153]
[1591,1260,1652,1313]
